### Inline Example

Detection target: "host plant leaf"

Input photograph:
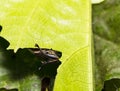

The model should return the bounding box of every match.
[0,0,93,91]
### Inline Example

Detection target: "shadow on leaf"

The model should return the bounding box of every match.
[102,78,120,91]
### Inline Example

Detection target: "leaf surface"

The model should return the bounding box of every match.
[0,0,93,91]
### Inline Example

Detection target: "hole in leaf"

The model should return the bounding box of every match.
[0,25,2,32]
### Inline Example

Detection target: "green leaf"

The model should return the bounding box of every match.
[0,0,93,91]
[92,0,104,4]
[93,0,120,91]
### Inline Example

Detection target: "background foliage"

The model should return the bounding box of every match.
[93,0,120,91]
